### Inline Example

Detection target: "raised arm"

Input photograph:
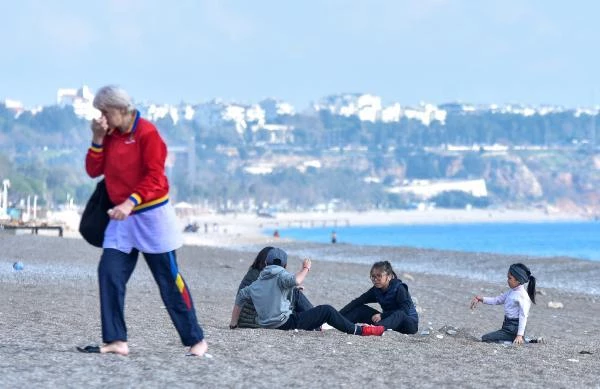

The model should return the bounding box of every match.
[295,258,312,285]
[85,117,109,178]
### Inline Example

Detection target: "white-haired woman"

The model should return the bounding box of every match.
[77,85,207,357]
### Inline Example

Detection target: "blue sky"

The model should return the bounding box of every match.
[1,0,598,108]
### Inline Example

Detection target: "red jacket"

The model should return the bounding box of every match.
[85,113,169,211]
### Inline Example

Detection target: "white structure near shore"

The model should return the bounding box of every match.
[386,179,488,199]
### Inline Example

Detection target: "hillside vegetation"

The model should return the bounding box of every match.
[0,103,598,215]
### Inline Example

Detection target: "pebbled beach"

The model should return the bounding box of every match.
[1,233,599,388]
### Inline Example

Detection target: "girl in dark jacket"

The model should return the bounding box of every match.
[340,261,418,334]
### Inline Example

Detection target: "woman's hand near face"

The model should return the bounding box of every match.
[91,116,109,143]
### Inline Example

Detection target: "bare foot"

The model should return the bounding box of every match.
[188,340,208,357]
[101,341,129,356]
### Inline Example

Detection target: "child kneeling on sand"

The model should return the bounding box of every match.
[470,263,544,344]
[340,261,419,334]
[229,247,384,336]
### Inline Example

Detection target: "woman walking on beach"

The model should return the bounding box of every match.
[230,247,385,336]
[470,263,542,344]
[340,261,419,334]
[235,246,314,328]
[78,85,207,357]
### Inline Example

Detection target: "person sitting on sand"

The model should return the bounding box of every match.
[229,247,385,336]
[339,261,418,334]
[236,246,314,328]
[470,263,544,344]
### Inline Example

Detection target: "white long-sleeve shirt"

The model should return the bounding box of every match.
[483,284,531,336]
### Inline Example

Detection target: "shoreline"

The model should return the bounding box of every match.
[34,211,600,296]
[173,207,589,248]
[50,207,596,260]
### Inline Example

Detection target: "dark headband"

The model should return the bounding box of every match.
[509,264,530,284]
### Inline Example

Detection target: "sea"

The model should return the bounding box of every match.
[265,221,600,262]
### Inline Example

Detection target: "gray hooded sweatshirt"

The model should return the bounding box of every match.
[235,265,297,328]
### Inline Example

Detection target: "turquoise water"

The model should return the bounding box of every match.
[267,221,600,262]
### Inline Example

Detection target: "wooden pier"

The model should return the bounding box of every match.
[0,224,64,237]
[260,218,350,228]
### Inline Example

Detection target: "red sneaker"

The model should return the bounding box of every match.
[360,325,385,336]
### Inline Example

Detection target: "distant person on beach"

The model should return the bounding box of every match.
[273,229,280,238]
[235,246,314,328]
[229,247,385,336]
[470,263,543,344]
[331,230,337,244]
[78,85,207,357]
[339,261,419,334]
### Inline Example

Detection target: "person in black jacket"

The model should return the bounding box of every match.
[340,261,418,334]
[235,246,313,328]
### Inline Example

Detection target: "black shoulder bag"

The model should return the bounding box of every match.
[79,179,114,248]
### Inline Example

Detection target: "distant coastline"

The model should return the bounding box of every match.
[174,207,588,248]
[36,207,596,271]
[45,207,591,249]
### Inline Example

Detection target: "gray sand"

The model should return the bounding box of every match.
[1,234,598,388]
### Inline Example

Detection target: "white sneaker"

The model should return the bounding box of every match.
[528,336,546,344]
[535,336,546,344]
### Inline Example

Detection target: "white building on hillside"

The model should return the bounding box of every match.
[2,99,25,116]
[386,179,488,199]
[315,93,382,122]
[249,123,294,144]
[57,85,98,120]
[403,103,447,126]
[259,98,295,121]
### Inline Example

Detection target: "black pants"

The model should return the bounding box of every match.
[342,305,418,334]
[278,305,359,335]
[290,288,313,313]
[482,317,519,342]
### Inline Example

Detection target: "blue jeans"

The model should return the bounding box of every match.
[98,248,204,346]
[482,317,519,342]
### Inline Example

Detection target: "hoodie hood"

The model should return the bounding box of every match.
[259,265,286,280]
